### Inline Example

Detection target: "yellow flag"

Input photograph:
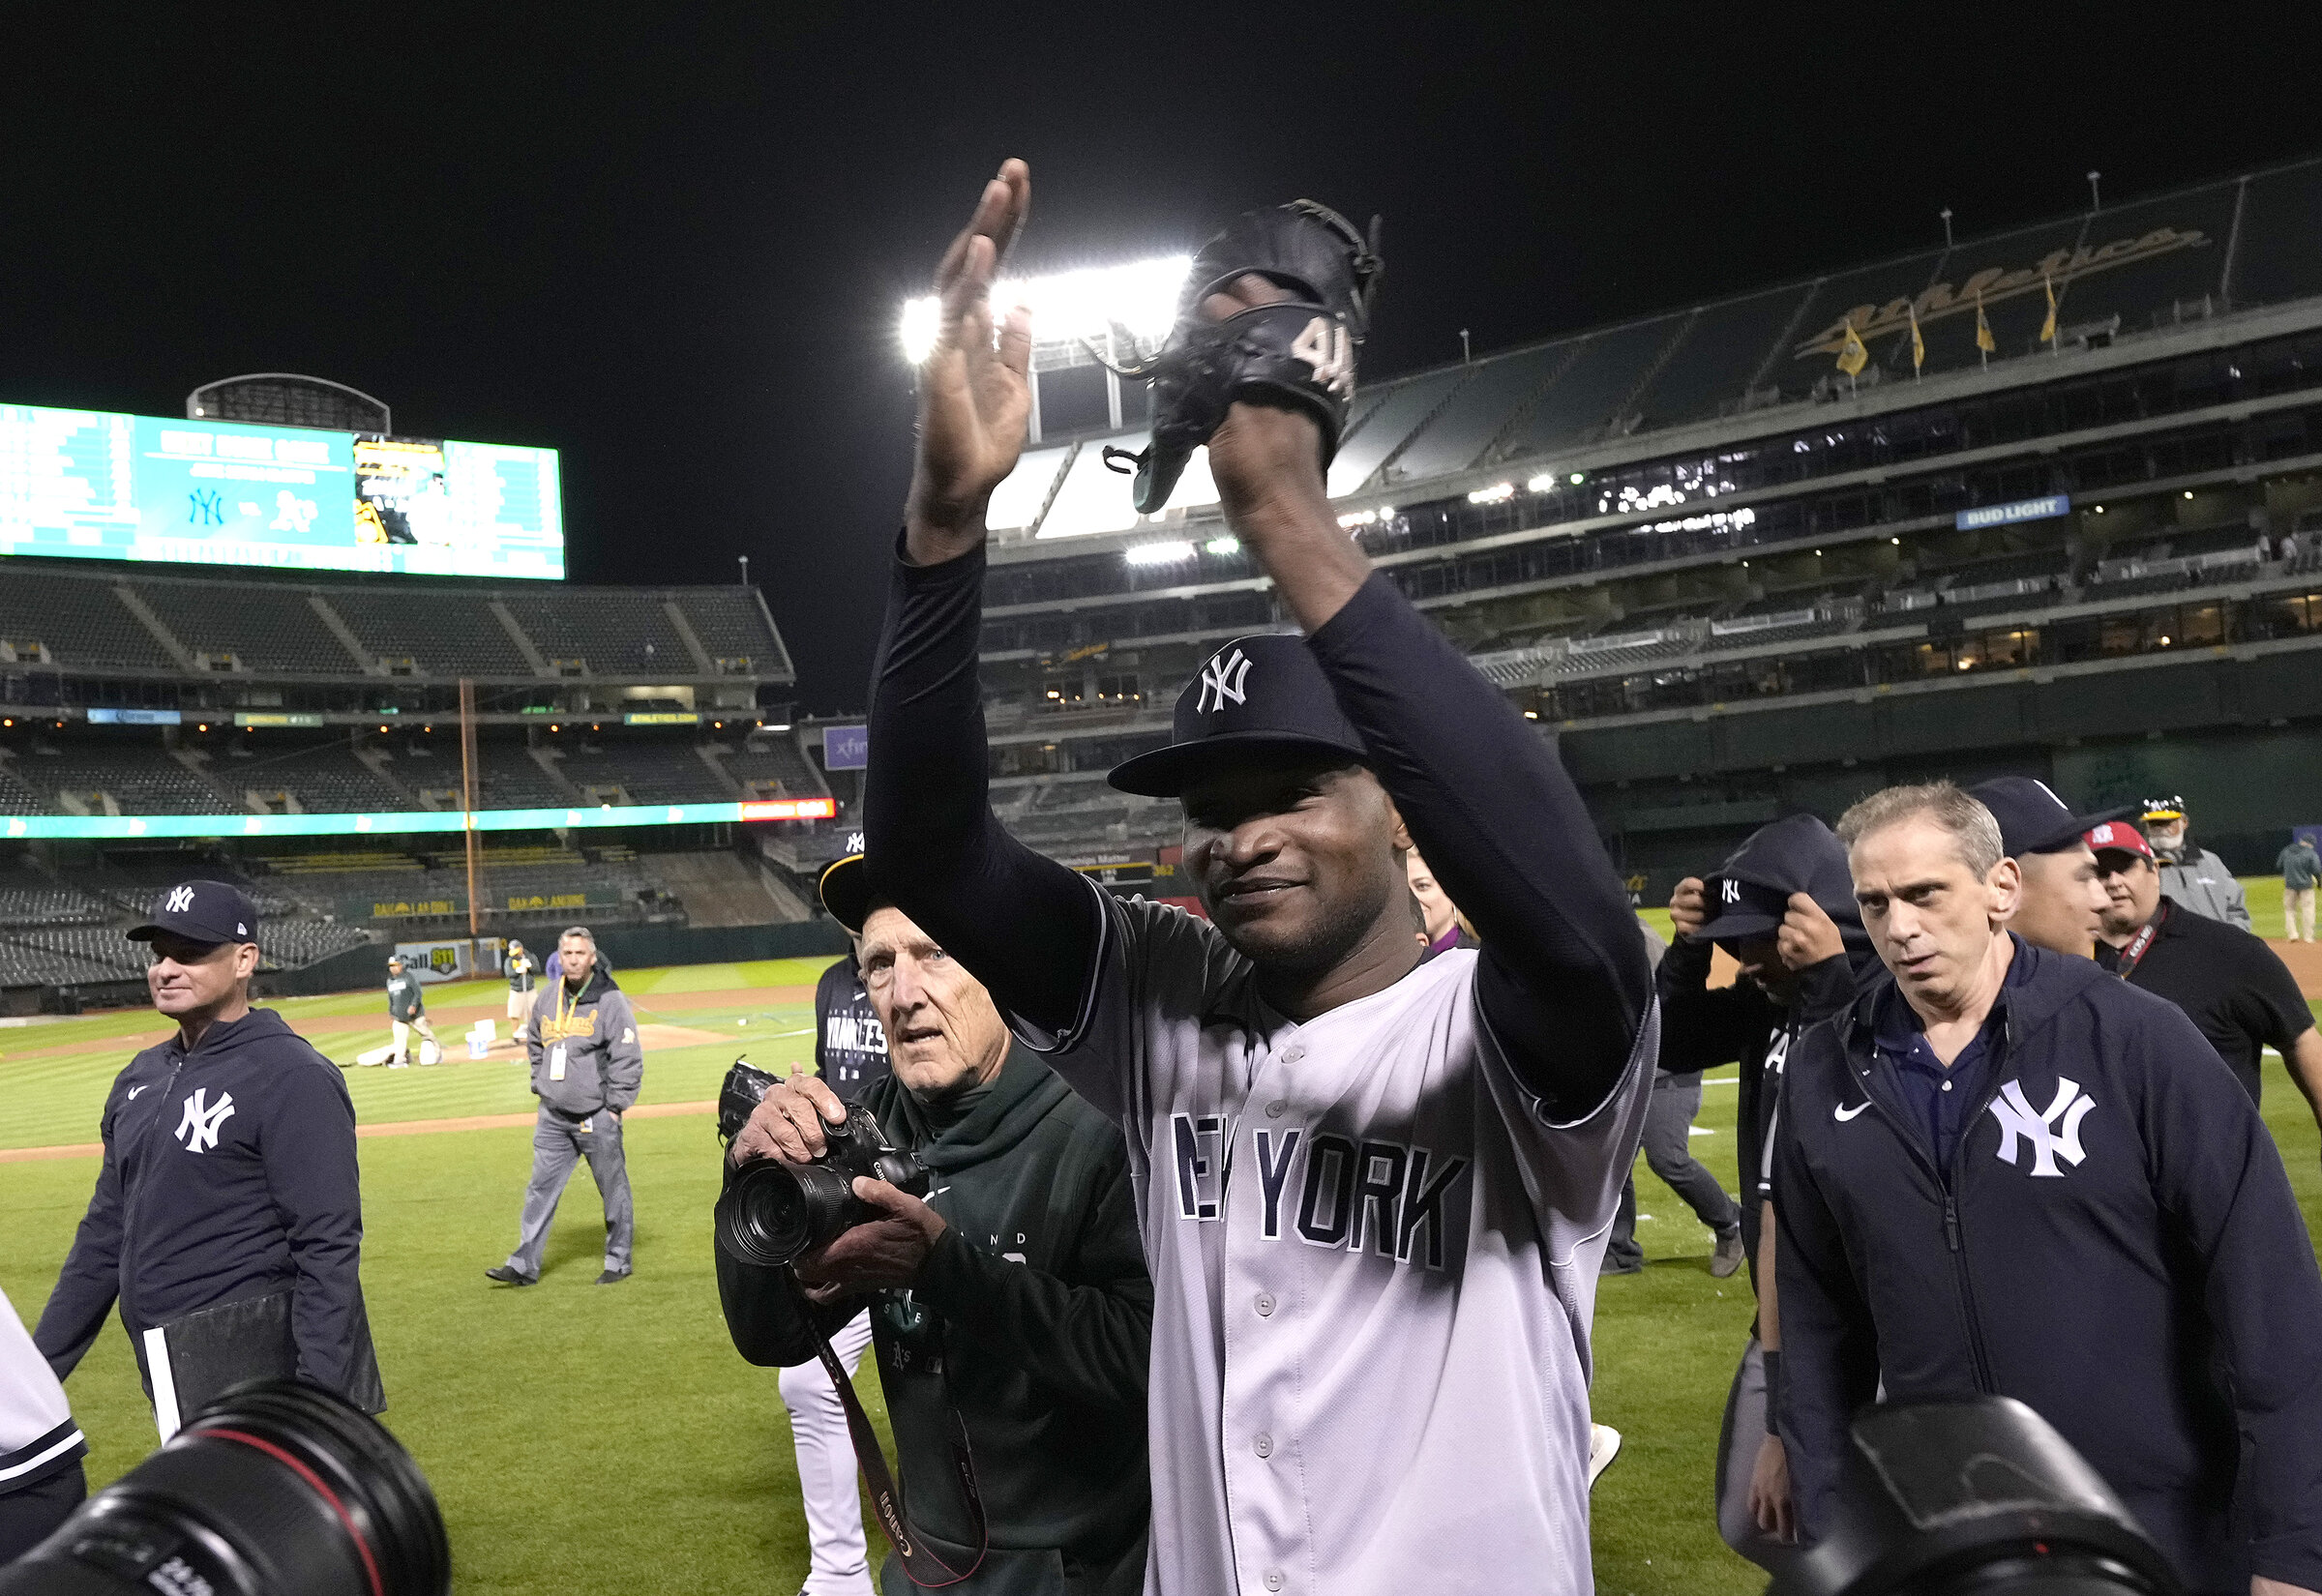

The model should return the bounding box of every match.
[2039,274,2059,345]
[1836,320,1869,376]
[1975,292,1997,353]
[1909,303,1925,371]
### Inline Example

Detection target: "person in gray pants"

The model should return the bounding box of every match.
[486,927,642,1286]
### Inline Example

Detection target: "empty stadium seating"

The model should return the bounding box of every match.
[10,744,235,813]
[140,582,360,673]
[0,571,177,670]
[335,594,538,676]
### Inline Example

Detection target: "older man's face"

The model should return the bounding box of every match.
[859,905,1009,1105]
[558,935,595,983]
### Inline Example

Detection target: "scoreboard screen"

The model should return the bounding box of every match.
[0,402,564,579]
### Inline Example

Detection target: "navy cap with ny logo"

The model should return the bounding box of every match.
[127,878,262,947]
[1108,634,1373,798]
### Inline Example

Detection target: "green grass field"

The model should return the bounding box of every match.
[3,931,2317,1596]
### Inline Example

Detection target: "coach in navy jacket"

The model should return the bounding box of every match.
[1776,783,2322,1596]
[35,882,382,1418]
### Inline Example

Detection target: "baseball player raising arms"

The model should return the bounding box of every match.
[855,162,1655,1596]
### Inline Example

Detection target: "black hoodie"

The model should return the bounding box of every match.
[1654,813,1874,1289]
[718,1044,1150,1591]
[34,1007,382,1410]
[1775,938,2322,1594]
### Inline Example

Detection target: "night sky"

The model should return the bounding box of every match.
[6,7,2316,713]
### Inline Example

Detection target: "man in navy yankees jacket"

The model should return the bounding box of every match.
[1774,782,2322,1596]
[34,881,383,1433]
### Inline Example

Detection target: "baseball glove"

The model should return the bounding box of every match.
[1102,200,1383,515]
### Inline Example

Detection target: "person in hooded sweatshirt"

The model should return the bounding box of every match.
[34,880,383,1434]
[723,885,1151,1596]
[1776,782,2322,1596]
[487,925,643,1286]
[1652,813,1869,1571]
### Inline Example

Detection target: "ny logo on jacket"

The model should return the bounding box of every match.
[1988,1078,2095,1177]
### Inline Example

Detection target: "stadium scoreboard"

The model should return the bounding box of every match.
[0,401,564,579]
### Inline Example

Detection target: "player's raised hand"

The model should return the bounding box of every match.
[906,159,1033,565]
[1668,877,1710,940]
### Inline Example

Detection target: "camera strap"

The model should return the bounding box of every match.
[792,1273,988,1588]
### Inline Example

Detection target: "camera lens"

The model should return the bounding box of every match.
[0,1378,450,1596]
[715,1160,860,1268]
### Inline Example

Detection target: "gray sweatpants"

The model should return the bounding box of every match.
[505,1105,634,1277]
[1606,1070,1743,1267]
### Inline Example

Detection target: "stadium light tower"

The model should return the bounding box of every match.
[899,253,1191,441]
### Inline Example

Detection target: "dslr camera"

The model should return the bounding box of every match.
[714,1059,929,1269]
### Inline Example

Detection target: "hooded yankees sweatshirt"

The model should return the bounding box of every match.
[33,1007,381,1409]
[718,1044,1151,1584]
[1774,938,2322,1594]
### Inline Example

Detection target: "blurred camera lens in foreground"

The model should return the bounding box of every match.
[0,1379,449,1596]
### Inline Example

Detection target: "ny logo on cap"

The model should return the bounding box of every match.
[1720,879,1741,904]
[165,886,195,914]
[1196,647,1252,714]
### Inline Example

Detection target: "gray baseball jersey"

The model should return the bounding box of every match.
[1019,887,1655,1596]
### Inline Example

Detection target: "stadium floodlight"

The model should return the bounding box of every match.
[1204,535,1240,556]
[1125,540,1197,566]
[899,254,1192,366]
[1468,482,1515,505]
[1526,473,1556,493]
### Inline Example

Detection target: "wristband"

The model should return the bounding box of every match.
[1761,1348,1784,1428]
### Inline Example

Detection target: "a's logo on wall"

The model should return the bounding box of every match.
[1196,648,1252,714]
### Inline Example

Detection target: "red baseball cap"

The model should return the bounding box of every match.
[2082,820,2154,861]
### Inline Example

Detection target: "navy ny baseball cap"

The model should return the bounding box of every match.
[127,879,260,946]
[1108,634,1372,798]
[1967,777,2134,857]
[1688,813,1857,944]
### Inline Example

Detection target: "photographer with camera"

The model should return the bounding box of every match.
[718,870,1151,1596]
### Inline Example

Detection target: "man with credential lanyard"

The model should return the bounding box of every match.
[858,162,1654,1596]
[2085,819,2322,1156]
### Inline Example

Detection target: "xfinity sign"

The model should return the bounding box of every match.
[1955,494,2069,531]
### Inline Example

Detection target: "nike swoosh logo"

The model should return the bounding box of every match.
[127,1085,149,1100]
[1833,1102,1870,1122]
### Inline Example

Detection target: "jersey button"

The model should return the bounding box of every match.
[1280,1045,1304,1063]
[1254,1292,1275,1317]
[1265,1099,1287,1118]
[1253,1432,1273,1459]
[1264,1570,1285,1591]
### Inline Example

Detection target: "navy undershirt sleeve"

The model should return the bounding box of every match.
[864,537,1102,1038]
[1307,573,1652,1117]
